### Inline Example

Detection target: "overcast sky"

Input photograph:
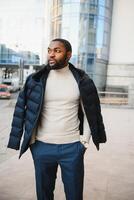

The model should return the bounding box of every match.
[0,0,45,54]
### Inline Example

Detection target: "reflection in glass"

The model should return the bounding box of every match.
[51,0,113,89]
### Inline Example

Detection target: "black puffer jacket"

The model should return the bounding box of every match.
[7,63,106,158]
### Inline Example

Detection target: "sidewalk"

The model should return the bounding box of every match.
[0,106,134,200]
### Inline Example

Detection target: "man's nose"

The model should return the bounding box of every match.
[49,51,55,57]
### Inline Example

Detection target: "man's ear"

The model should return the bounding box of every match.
[67,51,72,60]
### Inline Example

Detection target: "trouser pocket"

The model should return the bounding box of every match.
[78,141,86,153]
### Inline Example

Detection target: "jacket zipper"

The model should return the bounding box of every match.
[29,72,49,141]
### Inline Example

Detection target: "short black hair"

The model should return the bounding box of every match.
[51,38,72,52]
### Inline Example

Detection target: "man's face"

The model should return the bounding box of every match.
[47,41,72,70]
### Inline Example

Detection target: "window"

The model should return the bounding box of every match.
[89,14,97,28]
[88,32,96,45]
[99,0,105,6]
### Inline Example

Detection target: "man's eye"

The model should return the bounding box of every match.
[56,50,61,53]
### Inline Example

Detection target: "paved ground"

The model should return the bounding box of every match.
[0,101,134,200]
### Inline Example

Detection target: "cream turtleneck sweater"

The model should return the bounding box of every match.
[35,65,91,145]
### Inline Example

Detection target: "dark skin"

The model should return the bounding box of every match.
[47,41,72,70]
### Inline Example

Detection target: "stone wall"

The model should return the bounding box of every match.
[106,64,134,91]
[106,64,134,106]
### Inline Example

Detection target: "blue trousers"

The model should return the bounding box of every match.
[30,140,86,200]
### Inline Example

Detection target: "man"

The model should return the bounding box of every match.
[7,38,106,200]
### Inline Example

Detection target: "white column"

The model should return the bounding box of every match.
[109,0,134,64]
[107,0,134,93]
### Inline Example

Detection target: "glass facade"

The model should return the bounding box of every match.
[78,0,113,89]
[96,0,113,61]
[51,0,63,38]
[50,0,113,90]
[0,44,19,65]
[51,0,80,66]
[78,0,98,74]
[95,0,113,89]
[0,44,40,66]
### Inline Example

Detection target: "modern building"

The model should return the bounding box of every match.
[50,0,113,90]
[0,0,50,83]
[0,0,134,99]
[0,44,40,84]
[0,44,40,66]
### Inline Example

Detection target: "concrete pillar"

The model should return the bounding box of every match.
[107,0,134,91]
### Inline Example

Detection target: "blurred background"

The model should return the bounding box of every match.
[0,0,134,106]
[1,1,134,199]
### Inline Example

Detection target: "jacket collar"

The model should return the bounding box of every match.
[32,62,86,83]
[32,64,50,81]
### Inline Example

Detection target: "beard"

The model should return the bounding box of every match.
[47,55,68,70]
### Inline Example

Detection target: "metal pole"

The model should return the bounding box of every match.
[19,58,24,88]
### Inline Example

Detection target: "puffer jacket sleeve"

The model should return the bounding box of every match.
[89,79,107,144]
[7,76,30,150]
